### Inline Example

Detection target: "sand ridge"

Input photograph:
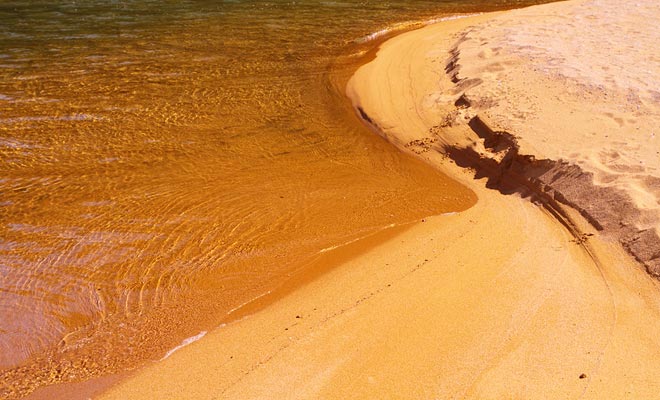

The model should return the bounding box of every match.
[442,0,660,275]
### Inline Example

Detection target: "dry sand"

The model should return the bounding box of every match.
[96,1,660,399]
[442,0,660,276]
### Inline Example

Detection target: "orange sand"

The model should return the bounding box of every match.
[97,2,660,399]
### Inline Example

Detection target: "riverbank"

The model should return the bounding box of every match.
[95,2,660,398]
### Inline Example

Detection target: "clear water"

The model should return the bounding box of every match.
[0,0,551,397]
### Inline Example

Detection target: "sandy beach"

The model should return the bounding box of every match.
[94,1,660,398]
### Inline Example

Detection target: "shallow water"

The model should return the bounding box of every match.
[0,0,550,397]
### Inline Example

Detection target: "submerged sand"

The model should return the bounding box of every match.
[96,1,660,398]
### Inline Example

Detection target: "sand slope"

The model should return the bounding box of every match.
[98,6,660,399]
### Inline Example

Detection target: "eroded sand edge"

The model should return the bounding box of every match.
[352,0,660,277]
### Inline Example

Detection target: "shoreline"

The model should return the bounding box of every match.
[23,222,418,400]
[4,1,500,397]
[95,2,660,398]
[18,19,477,400]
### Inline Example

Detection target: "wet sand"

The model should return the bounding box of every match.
[97,1,660,398]
[98,182,660,399]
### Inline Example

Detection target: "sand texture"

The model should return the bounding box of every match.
[95,4,660,399]
[442,0,660,275]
